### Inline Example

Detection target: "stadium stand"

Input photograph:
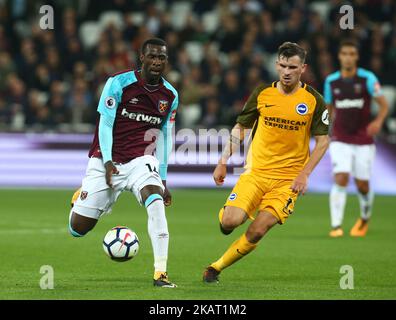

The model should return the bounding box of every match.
[0,0,395,142]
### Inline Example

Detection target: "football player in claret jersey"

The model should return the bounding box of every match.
[203,42,330,283]
[68,38,179,287]
[324,39,388,238]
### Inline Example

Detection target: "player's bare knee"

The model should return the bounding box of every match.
[141,185,163,204]
[70,222,88,236]
[334,173,349,187]
[221,216,238,230]
[356,180,369,194]
[222,207,245,229]
[69,220,87,237]
[246,226,267,243]
[246,213,277,243]
[69,212,96,237]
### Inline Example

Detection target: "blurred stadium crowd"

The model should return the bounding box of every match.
[0,0,395,137]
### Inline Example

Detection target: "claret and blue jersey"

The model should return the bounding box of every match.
[88,69,178,180]
[323,68,383,145]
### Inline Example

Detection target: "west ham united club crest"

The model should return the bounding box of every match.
[354,83,362,94]
[80,191,88,201]
[158,100,169,113]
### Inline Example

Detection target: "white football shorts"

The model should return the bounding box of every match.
[73,155,164,219]
[329,141,376,180]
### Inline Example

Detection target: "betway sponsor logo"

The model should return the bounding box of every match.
[121,108,162,125]
[335,98,364,109]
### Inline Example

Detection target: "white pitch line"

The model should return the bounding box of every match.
[0,228,68,235]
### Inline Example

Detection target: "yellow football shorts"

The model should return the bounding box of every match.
[224,172,298,224]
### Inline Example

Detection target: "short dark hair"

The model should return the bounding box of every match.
[338,39,360,52]
[278,42,307,63]
[141,38,167,54]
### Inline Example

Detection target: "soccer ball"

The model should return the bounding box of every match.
[102,226,139,262]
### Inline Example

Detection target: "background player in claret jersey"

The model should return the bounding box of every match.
[324,40,388,238]
[68,38,179,288]
[203,42,330,283]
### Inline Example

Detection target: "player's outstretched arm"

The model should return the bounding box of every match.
[290,134,330,195]
[367,95,389,136]
[213,123,247,186]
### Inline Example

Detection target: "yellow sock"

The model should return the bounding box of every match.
[211,233,257,272]
[154,271,166,280]
[218,207,224,224]
[70,187,81,207]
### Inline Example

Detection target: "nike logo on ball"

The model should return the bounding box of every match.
[117,233,131,253]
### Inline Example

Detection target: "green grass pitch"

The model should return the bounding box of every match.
[0,189,395,300]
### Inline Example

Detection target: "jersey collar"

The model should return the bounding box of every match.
[135,70,164,92]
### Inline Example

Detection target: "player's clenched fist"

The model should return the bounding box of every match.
[213,163,227,186]
[104,161,119,188]
[161,180,172,206]
[366,119,382,137]
[163,187,172,206]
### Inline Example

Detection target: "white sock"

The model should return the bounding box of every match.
[357,189,374,221]
[146,199,169,273]
[330,184,347,228]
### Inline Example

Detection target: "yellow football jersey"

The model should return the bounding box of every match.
[237,81,329,179]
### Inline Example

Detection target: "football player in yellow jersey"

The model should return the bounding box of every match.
[203,42,330,283]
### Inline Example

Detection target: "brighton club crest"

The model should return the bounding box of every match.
[158,100,169,113]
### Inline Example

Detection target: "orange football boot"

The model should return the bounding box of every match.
[329,227,344,238]
[350,218,369,237]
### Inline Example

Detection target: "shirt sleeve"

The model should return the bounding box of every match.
[311,93,330,136]
[236,84,265,128]
[366,71,383,98]
[97,77,122,118]
[157,93,178,181]
[323,77,333,105]
[99,115,115,164]
[97,77,122,163]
